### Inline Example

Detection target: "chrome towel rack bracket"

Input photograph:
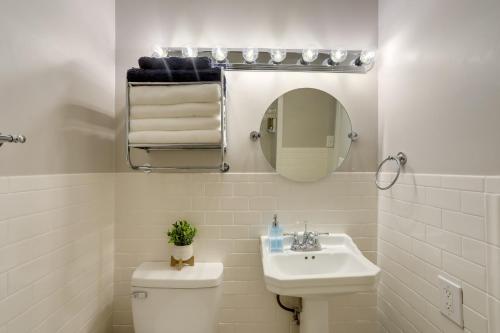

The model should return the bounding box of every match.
[375,152,407,190]
[0,133,27,148]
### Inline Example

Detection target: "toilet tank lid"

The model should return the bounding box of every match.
[132,262,224,289]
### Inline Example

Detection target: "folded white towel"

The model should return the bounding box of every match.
[129,130,221,145]
[130,103,221,119]
[130,84,221,105]
[130,118,220,132]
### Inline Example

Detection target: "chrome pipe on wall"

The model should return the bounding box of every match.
[0,133,27,147]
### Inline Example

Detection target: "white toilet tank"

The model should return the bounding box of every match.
[131,262,223,333]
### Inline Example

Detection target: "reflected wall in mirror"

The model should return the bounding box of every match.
[260,88,353,182]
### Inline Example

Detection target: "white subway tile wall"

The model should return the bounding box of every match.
[113,172,378,333]
[0,174,115,333]
[8,171,497,333]
[378,174,500,333]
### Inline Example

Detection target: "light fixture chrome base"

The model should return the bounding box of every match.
[161,48,374,73]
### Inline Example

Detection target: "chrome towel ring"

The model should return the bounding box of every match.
[375,152,407,190]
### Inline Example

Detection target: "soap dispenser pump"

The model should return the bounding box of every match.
[269,214,283,252]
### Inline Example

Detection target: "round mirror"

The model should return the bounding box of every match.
[259,88,353,182]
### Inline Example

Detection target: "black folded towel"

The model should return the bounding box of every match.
[127,67,222,83]
[138,57,213,70]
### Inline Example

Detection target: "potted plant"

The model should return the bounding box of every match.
[167,220,197,262]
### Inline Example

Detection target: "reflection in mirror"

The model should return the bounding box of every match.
[259,88,352,182]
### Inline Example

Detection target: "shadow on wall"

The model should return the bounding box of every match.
[57,60,116,171]
[0,60,115,174]
[57,103,115,171]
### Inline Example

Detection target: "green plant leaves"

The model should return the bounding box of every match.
[166,220,197,246]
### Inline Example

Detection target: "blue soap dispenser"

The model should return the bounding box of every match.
[269,214,283,252]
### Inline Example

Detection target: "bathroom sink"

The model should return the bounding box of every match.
[260,233,380,297]
[261,233,380,333]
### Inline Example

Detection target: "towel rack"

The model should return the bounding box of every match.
[375,152,407,190]
[0,133,26,148]
[126,78,229,173]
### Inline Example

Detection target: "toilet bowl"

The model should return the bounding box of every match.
[131,262,223,333]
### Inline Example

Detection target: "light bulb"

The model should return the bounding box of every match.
[242,48,259,63]
[270,49,287,63]
[182,46,198,58]
[330,49,348,64]
[358,50,376,65]
[152,45,167,58]
[211,47,228,62]
[301,48,319,63]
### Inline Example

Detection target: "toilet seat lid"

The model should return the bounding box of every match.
[132,262,224,289]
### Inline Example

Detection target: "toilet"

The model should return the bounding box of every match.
[131,262,224,333]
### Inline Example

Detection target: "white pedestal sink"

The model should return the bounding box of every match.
[260,233,380,333]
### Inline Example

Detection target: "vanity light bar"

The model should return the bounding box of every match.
[151,47,376,73]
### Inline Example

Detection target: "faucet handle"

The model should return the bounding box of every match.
[283,232,300,249]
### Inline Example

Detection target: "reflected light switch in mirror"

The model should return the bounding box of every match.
[266,118,276,133]
[326,136,335,147]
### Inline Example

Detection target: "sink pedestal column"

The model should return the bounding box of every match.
[300,298,329,333]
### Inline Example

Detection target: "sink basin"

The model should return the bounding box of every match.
[261,233,380,296]
[260,233,380,333]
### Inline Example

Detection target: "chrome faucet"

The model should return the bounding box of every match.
[284,223,329,252]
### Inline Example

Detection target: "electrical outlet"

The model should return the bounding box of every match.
[438,275,464,328]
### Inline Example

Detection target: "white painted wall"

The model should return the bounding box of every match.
[115,0,379,172]
[113,2,379,332]
[0,0,115,175]
[378,0,500,175]
[0,1,116,332]
[378,1,500,332]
